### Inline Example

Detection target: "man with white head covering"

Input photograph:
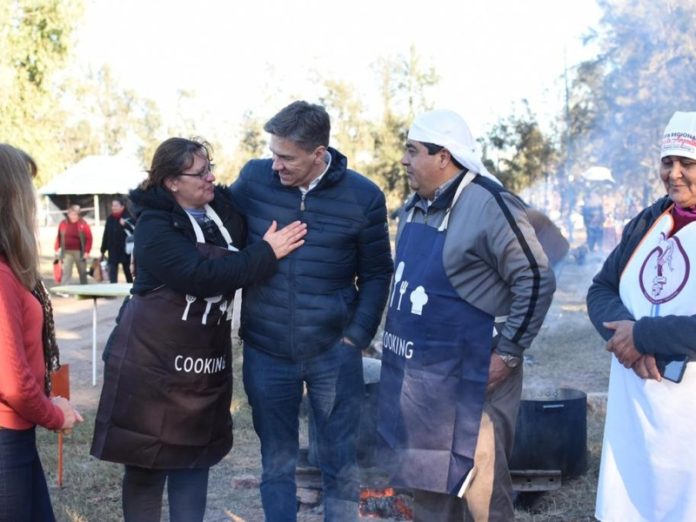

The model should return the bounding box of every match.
[588,111,696,521]
[376,109,556,521]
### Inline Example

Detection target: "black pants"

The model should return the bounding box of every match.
[122,465,209,522]
[108,259,133,283]
[0,427,55,522]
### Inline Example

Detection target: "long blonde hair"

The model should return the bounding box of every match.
[0,144,40,290]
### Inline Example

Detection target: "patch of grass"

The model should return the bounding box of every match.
[38,414,123,521]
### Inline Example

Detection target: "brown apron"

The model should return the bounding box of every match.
[91,212,237,469]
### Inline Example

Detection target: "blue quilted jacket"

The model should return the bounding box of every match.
[228,147,393,360]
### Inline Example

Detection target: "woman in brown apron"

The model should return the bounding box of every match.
[91,138,306,522]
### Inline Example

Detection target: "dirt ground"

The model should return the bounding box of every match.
[41,240,612,521]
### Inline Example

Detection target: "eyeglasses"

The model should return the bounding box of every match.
[179,162,216,179]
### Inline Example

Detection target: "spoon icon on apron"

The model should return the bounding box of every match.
[390,262,405,307]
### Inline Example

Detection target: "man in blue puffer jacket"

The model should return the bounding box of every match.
[229,100,393,521]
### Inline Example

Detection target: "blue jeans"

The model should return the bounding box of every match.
[0,427,55,522]
[243,341,363,522]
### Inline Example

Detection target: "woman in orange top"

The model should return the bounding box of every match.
[0,144,83,521]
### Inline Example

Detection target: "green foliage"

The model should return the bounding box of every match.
[221,110,267,184]
[483,101,557,193]
[0,1,164,184]
[62,65,163,164]
[319,78,373,172]
[0,0,85,184]
[365,47,439,209]
[565,0,696,204]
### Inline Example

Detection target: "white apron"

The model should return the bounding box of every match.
[596,207,696,521]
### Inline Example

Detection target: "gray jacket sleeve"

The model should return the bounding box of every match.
[442,184,555,358]
[483,193,556,356]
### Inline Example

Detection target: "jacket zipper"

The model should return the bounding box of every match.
[290,191,306,357]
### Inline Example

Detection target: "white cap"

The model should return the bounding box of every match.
[661,111,696,160]
[408,110,501,185]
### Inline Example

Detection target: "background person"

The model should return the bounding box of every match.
[54,204,93,284]
[582,192,605,253]
[376,110,555,522]
[229,101,393,521]
[587,111,696,521]
[100,197,135,283]
[0,144,83,521]
[90,137,306,522]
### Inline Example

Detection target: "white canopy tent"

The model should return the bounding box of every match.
[38,155,146,225]
[580,166,615,183]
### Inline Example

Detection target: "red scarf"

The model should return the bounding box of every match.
[671,204,696,235]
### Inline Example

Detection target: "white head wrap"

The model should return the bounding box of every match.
[661,111,696,160]
[408,109,501,185]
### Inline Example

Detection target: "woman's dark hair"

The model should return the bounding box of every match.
[264,101,330,152]
[141,137,213,190]
[422,141,465,170]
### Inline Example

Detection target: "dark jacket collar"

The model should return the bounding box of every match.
[129,184,232,220]
[405,170,468,213]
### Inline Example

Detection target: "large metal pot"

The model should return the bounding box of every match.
[509,387,588,478]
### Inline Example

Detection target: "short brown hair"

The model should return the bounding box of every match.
[264,101,330,151]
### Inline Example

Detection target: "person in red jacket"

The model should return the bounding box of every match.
[0,144,83,521]
[54,204,93,284]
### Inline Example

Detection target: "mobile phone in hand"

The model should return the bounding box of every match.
[655,355,689,383]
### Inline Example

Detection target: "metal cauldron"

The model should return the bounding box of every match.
[509,387,588,478]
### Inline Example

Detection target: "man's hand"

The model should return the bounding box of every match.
[631,354,662,381]
[487,353,513,392]
[604,320,641,368]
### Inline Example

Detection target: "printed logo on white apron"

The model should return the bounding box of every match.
[638,233,690,305]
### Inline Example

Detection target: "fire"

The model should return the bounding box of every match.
[359,487,413,520]
[360,487,395,499]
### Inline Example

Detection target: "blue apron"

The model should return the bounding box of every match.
[377,173,493,495]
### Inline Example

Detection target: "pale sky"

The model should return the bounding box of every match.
[75,0,602,141]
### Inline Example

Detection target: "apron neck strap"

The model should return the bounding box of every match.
[185,205,239,251]
[438,171,476,231]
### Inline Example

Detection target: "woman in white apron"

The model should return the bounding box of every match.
[587,112,696,521]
